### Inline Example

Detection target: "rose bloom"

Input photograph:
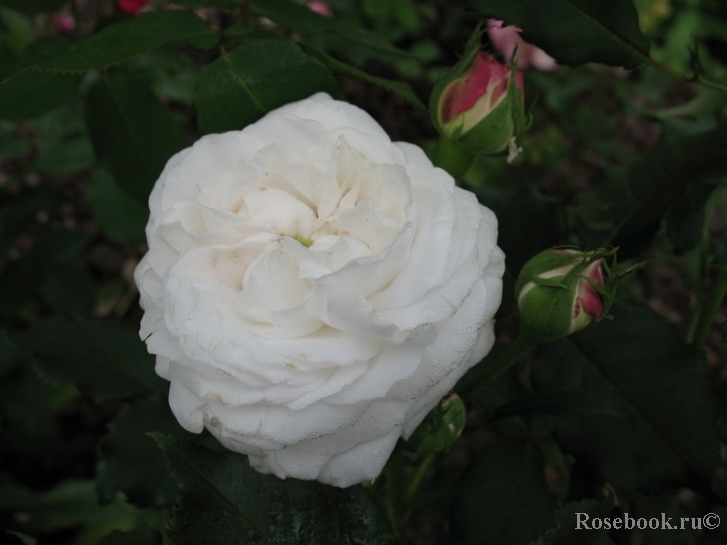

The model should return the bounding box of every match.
[135,93,504,487]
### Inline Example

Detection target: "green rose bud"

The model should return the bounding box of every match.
[515,248,609,342]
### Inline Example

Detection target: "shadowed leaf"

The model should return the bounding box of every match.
[194,39,340,134]
[532,300,720,496]
[85,75,185,204]
[20,11,218,74]
[156,436,396,545]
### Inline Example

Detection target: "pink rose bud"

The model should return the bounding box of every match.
[515,249,608,342]
[431,48,528,159]
[50,12,76,33]
[307,1,333,17]
[487,19,557,72]
[117,0,151,15]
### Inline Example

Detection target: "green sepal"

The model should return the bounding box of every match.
[518,282,578,342]
[531,276,568,289]
[453,93,516,155]
[514,247,592,298]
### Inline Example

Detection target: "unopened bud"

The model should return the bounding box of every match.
[431,44,528,158]
[516,249,609,342]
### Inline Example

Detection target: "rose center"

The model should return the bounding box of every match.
[240,187,317,243]
[283,234,314,248]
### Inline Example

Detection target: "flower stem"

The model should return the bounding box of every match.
[384,451,407,537]
[459,337,536,398]
[692,266,727,349]
[403,454,435,521]
[432,136,475,179]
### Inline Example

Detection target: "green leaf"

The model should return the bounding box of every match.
[87,169,149,248]
[249,0,408,58]
[24,315,164,402]
[0,0,64,13]
[0,124,30,159]
[194,39,341,134]
[0,37,81,122]
[156,436,396,545]
[0,72,80,121]
[33,131,95,174]
[531,300,720,495]
[450,439,557,545]
[97,397,183,508]
[85,74,185,204]
[16,96,95,172]
[610,121,727,258]
[22,11,218,74]
[0,478,144,533]
[300,43,426,110]
[469,0,650,68]
[4,531,37,545]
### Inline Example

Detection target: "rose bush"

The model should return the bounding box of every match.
[134,92,505,487]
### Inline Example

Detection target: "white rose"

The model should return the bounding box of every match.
[134,92,504,488]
